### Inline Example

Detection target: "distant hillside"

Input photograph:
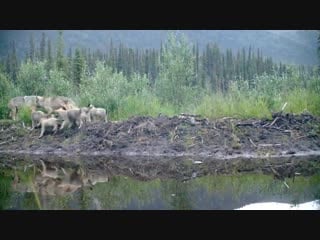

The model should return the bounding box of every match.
[0,30,318,65]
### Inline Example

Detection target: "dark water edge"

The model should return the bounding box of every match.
[1,164,320,210]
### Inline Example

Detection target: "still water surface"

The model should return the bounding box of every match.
[1,163,319,210]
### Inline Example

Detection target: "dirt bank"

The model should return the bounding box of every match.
[1,112,320,180]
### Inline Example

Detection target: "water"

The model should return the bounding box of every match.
[236,200,320,210]
[1,163,320,210]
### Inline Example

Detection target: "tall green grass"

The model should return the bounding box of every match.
[283,89,320,116]
[1,60,319,121]
[117,94,176,120]
[17,106,32,125]
[194,93,272,119]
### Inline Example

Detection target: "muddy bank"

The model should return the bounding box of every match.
[1,112,320,158]
[0,112,320,180]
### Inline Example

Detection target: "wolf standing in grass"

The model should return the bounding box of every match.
[8,96,38,120]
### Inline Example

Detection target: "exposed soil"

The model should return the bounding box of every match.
[1,112,320,181]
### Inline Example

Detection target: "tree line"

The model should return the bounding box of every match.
[1,31,319,120]
[2,31,317,94]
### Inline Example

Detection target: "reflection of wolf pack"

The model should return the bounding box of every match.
[12,160,109,197]
[38,160,109,196]
[8,95,108,138]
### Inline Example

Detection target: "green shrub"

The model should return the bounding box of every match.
[17,106,32,126]
[0,72,22,119]
[45,69,75,97]
[16,60,47,96]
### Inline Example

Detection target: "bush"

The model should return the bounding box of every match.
[0,72,22,119]
[118,90,176,120]
[45,69,75,97]
[17,106,32,126]
[16,60,47,96]
[79,62,133,118]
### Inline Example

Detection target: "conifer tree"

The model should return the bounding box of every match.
[29,33,36,62]
[56,30,66,72]
[45,39,53,74]
[73,48,85,87]
[7,41,18,83]
[39,32,46,61]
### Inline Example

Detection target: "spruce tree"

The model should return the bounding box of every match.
[56,30,66,72]
[46,39,53,75]
[73,48,85,87]
[40,32,46,61]
[29,33,35,62]
[8,41,18,83]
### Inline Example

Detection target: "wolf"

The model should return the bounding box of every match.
[31,109,49,130]
[8,96,38,120]
[36,96,77,114]
[80,107,91,124]
[53,107,68,130]
[88,104,107,122]
[38,115,59,138]
[55,107,85,130]
[67,108,83,129]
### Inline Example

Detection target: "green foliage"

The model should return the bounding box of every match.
[307,74,320,94]
[0,71,22,119]
[0,173,12,210]
[127,73,150,95]
[0,73,13,118]
[79,62,129,117]
[17,106,32,125]
[28,33,36,62]
[72,48,86,87]
[283,89,320,116]
[79,63,177,120]
[40,32,46,61]
[226,71,320,117]
[195,92,272,119]
[79,62,157,119]
[155,31,196,107]
[45,68,75,97]
[1,31,320,121]
[118,91,175,120]
[56,30,67,72]
[46,39,53,74]
[16,60,47,95]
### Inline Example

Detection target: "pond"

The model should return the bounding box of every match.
[1,158,320,210]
